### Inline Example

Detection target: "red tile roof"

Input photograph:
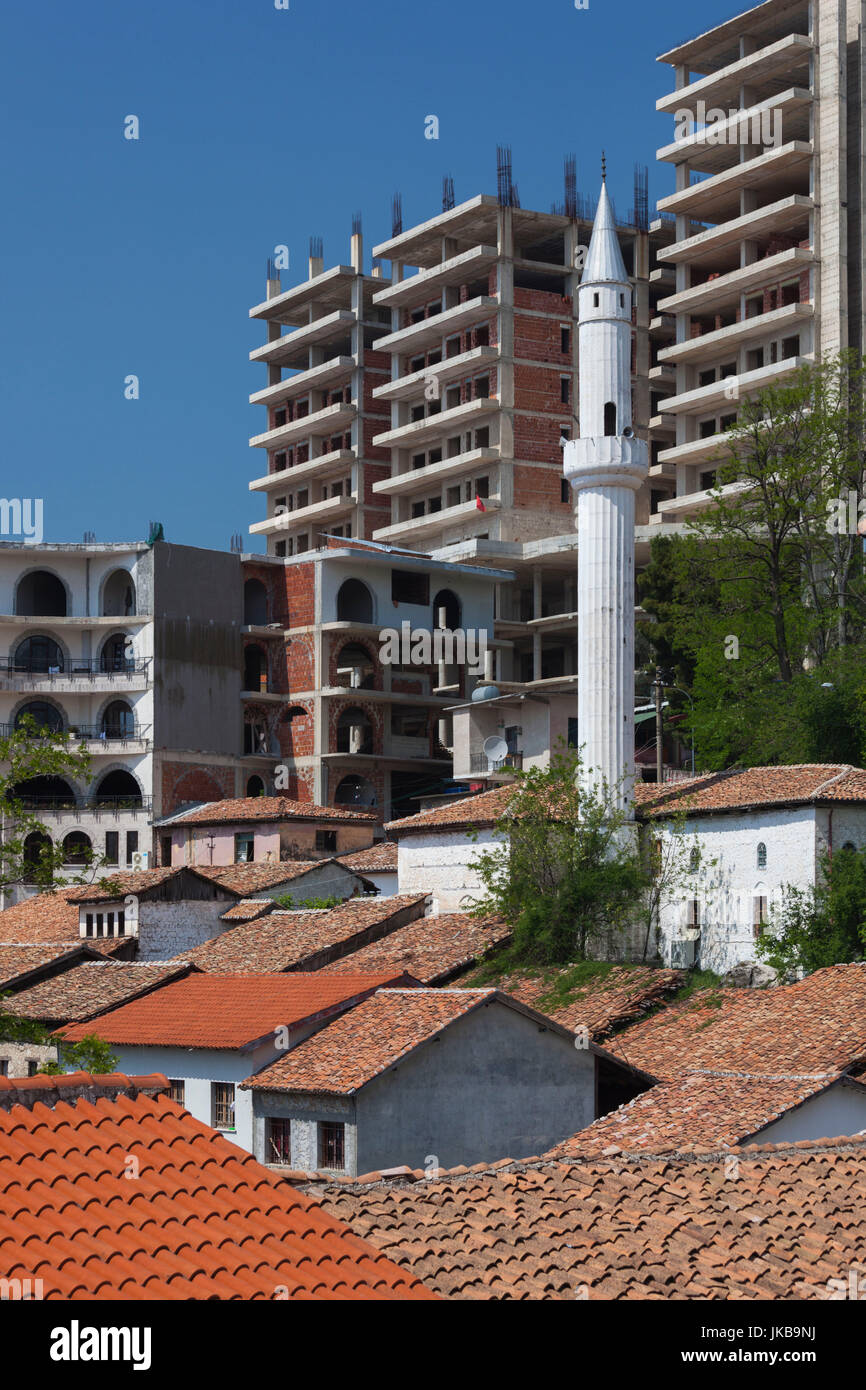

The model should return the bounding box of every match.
[194,862,345,894]
[219,898,278,923]
[305,1138,866,1298]
[175,895,428,975]
[320,912,511,985]
[0,943,95,994]
[486,965,685,1038]
[0,891,129,955]
[336,843,398,872]
[547,1070,861,1159]
[246,988,498,1095]
[3,961,194,1025]
[634,763,866,818]
[0,1072,433,1300]
[58,971,415,1050]
[607,963,866,1080]
[386,785,516,833]
[168,796,378,825]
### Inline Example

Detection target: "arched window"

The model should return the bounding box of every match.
[16,571,66,617]
[63,831,92,866]
[689,846,700,873]
[102,701,135,739]
[13,777,75,808]
[433,589,461,630]
[101,634,132,673]
[604,402,617,437]
[14,636,64,673]
[334,643,375,690]
[94,770,142,807]
[334,774,376,807]
[23,831,53,877]
[244,579,269,626]
[14,702,63,735]
[102,569,136,617]
[336,578,374,624]
[246,775,266,797]
[757,842,767,870]
[243,645,268,691]
[336,707,373,755]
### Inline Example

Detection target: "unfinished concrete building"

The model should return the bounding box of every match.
[653,0,866,522]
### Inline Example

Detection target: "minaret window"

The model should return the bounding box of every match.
[593,293,600,307]
[604,402,617,436]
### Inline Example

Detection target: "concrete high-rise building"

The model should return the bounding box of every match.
[653,0,866,523]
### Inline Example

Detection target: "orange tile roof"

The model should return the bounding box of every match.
[606,963,866,1080]
[219,898,278,923]
[58,971,414,1050]
[305,1138,866,1298]
[169,796,378,825]
[3,961,193,1025]
[176,896,429,975]
[194,861,341,894]
[635,763,866,818]
[0,1072,433,1300]
[246,988,498,1095]
[386,785,516,833]
[336,843,398,872]
[0,943,95,993]
[319,912,511,985]
[0,890,129,956]
[547,1070,861,1159]
[488,965,685,1038]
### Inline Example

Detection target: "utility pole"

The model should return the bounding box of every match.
[654,669,664,786]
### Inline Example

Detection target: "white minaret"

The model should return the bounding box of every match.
[563,167,647,813]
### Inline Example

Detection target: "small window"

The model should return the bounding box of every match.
[235,832,254,863]
[315,829,337,853]
[753,895,768,940]
[689,846,700,872]
[561,479,570,503]
[126,831,138,865]
[560,377,570,405]
[567,716,578,749]
[212,1082,235,1130]
[757,842,767,870]
[168,1079,185,1106]
[560,326,570,354]
[619,293,625,307]
[104,831,119,865]
[267,1118,292,1166]
[593,292,599,307]
[604,402,617,436]
[0,1060,8,1077]
[391,569,429,606]
[160,835,173,867]
[319,1121,345,1170]
[687,899,701,928]
[27,1060,39,1077]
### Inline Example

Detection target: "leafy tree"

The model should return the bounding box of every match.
[757,844,866,978]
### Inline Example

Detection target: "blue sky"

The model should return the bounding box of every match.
[0,0,709,551]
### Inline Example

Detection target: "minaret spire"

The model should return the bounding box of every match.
[563,169,648,814]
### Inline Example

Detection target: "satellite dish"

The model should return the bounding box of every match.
[483,735,509,768]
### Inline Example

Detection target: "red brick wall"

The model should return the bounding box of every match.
[328,635,382,690]
[279,702,314,758]
[512,462,572,515]
[162,764,235,814]
[286,633,315,691]
[282,561,316,629]
[513,304,573,363]
[328,698,383,755]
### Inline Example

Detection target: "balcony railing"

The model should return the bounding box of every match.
[469,751,523,773]
[0,658,151,678]
[0,723,150,743]
[13,795,153,813]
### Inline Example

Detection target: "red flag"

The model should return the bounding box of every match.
[475,496,487,511]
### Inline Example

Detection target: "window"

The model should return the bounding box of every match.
[689,846,700,872]
[560,377,570,405]
[160,836,172,867]
[235,832,254,863]
[267,1118,292,1165]
[593,293,599,307]
[567,717,578,749]
[757,842,767,870]
[560,326,570,354]
[27,1060,38,1077]
[391,569,429,606]
[0,1060,7,1077]
[687,899,701,929]
[561,478,570,503]
[126,831,138,865]
[315,829,337,853]
[212,1082,235,1130]
[753,896,768,939]
[104,831,119,865]
[318,1121,345,1170]
[604,402,617,436]
[168,1079,185,1105]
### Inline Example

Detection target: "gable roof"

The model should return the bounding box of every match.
[58,971,416,1051]
[634,763,866,818]
[2,960,194,1025]
[0,891,130,955]
[319,911,511,985]
[303,1137,866,1299]
[547,1069,866,1159]
[606,962,866,1080]
[488,964,685,1039]
[160,795,378,826]
[336,842,398,873]
[0,943,98,994]
[0,1072,432,1300]
[193,861,350,895]
[174,895,428,975]
[386,784,516,833]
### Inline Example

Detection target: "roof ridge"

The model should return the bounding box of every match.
[0,1070,169,1111]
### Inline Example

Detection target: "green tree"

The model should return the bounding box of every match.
[757,844,866,977]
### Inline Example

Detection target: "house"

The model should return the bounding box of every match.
[0,942,101,996]
[2,959,194,1031]
[604,962,866,1081]
[243,987,652,1175]
[448,687,577,784]
[0,888,134,956]
[336,841,398,896]
[175,894,429,974]
[319,910,511,985]
[548,1069,866,1159]
[303,1134,866,1300]
[635,765,866,973]
[0,1071,431,1300]
[154,794,378,868]
[195,858,372,904]
[57,970,416,1154]
[388,784,513,912]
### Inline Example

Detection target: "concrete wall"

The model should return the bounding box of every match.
[0,1041,57,1079]
[135,899,235,961]
[748,1082,866,1146]
[397,828,493,912]
[251,1090,357,1172]
[252,1000,598,1175]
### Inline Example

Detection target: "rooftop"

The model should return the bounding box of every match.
[158,795,378,827]
[0,1072,432,1300]
[194,861,352,895]
[484,964,685,1038]
[319,911,511,985]
[634,764,866,818]
[386,784,515,833]
[336,843,398,873]
[0,890,129,953]
[2,960,193,1025]
[58,971,414,1051]
[0,943,96,994]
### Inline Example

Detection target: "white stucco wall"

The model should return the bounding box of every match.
[748,1082,866,1146]
[397,828,494,912]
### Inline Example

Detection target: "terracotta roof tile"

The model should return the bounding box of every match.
[194,861,342,894]
[336,843,398,872]
[547,1069,862,1158]
[0,943,94,993]
[3,960,193,1024]
[386,785,516,833]
[219,898,277,923]
[57,971,415,1049]
[304,1138,866,1299]
[175,896,429,974]
[0,1072,433,1300]
[319,912,511,985]
[167,796,378,825]
[606,962,866,1080]
[487,965,684,1038]
[246,988,497,1095]
[635,763,866,817]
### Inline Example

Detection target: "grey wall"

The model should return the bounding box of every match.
[748,1083,866,1146]
[152,543,243,755]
